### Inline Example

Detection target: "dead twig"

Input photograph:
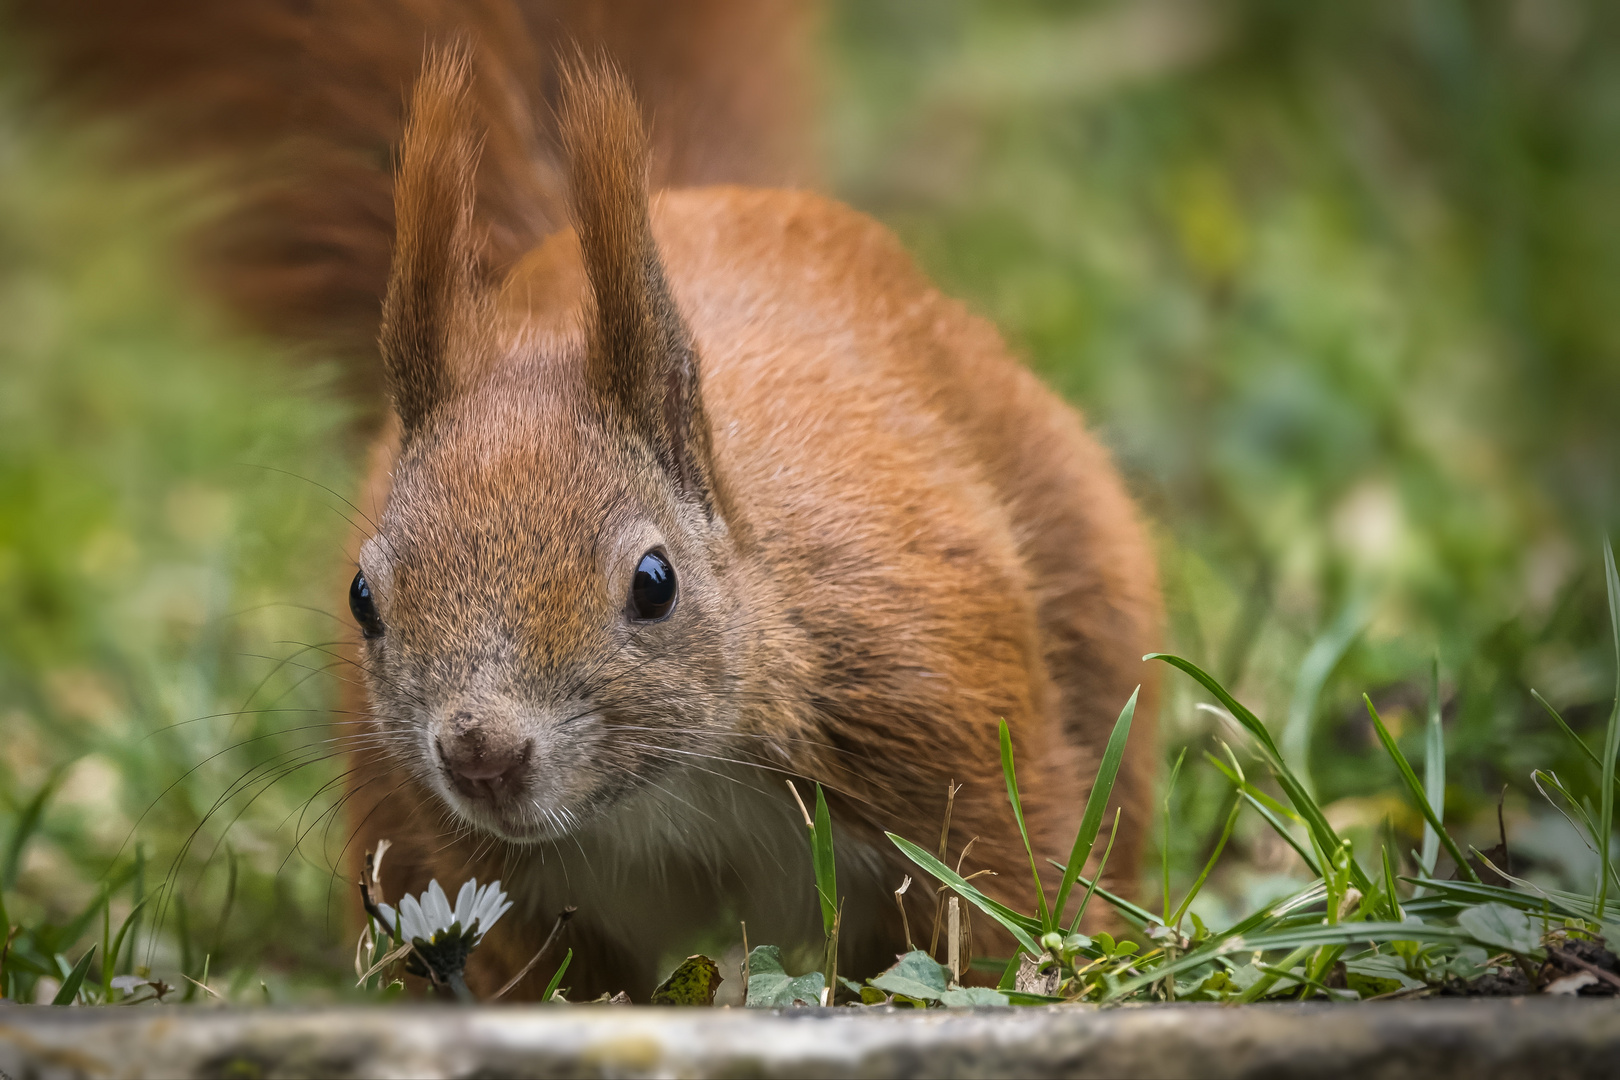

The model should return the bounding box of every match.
[1550,949,1620,991]
[928,781,962,957]
[490,907,577,1001]
[894,877,913,951]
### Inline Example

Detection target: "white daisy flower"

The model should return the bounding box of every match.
[377,877,512,947]
[372,877,514,1000]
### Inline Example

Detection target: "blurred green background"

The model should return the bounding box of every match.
[2,0,1617,998]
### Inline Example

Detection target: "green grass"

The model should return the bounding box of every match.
[0,69,359,1002]
[4,1,1620,1003]
[868,544,1615,1005]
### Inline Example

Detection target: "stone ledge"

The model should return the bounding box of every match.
[2,999,1617,1079]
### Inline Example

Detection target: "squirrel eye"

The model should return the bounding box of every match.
[629,550,677,621]
[349,570,385,639]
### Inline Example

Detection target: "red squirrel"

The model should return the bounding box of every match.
[24,1,1160,999]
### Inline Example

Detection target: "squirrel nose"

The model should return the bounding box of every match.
[437,727,532,799]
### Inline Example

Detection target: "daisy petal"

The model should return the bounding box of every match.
[472,883,498,926]
[399,894,430,941]
[454,878,478,929]
[425,880,454,932]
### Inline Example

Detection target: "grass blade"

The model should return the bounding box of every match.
[1380,845,1403,921]
[1531,769,1620,898]
[3,764,69,890]
[1281,600,1368,791]
[1532,690,1619,792]
[1219,880,1329,941]
[1401,874,1620,922]
[124,842,145,977]
[1170,791,1243,929]
[1205,752,1321,875]
[541,948,572,1003]
[1105,922,1472,1001]
[1237,944,1314,1004]
[1420,658,1445,880]
[52,946,96,1005]
[1069,808,1121,933]
[1364,695,1479,884]
[1053,688,1137,928]
[1162,746,1187,921]
[99,886,111,1003]
[104,896,151,999]
[1149,653,1369,892]
[1049,863,1164,928]
[887,832,1042,953]
[811,785,838,939]
[1597,536,1619,917]
[998,719,1051,931]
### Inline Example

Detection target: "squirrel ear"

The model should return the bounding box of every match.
[560,60,718,509]
[378,45,490,434]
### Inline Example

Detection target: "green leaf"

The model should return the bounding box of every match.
[651,954,723,1006]
[887,832,1043,954]
[998,719,1051,931]
[869,949,950,1001]
[744,945,824,1007]
[1053,688,1137,928]
[1456,903,1542,956]
[1364,695,1479,884]
[939,986,1010,1006]
[52,946,96,1006]
[1435,945,1491,981]
[1343,956,1423,996]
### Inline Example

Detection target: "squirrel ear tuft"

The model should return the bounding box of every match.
[560,59,718,509]
[378,43,489,434]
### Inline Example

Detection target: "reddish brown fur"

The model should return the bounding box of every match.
[18,0,816,377]
[24,2,1160,999]
[343,53,1160,998]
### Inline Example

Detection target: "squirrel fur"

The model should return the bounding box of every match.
[22,1,1161,1000]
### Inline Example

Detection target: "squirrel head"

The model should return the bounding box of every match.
[352,49,742,842]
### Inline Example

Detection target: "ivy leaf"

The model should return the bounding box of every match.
[650,954,723,1006]
[744,945,824,1007]
[1457,903,1542,956]
[867,950,950,1002]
